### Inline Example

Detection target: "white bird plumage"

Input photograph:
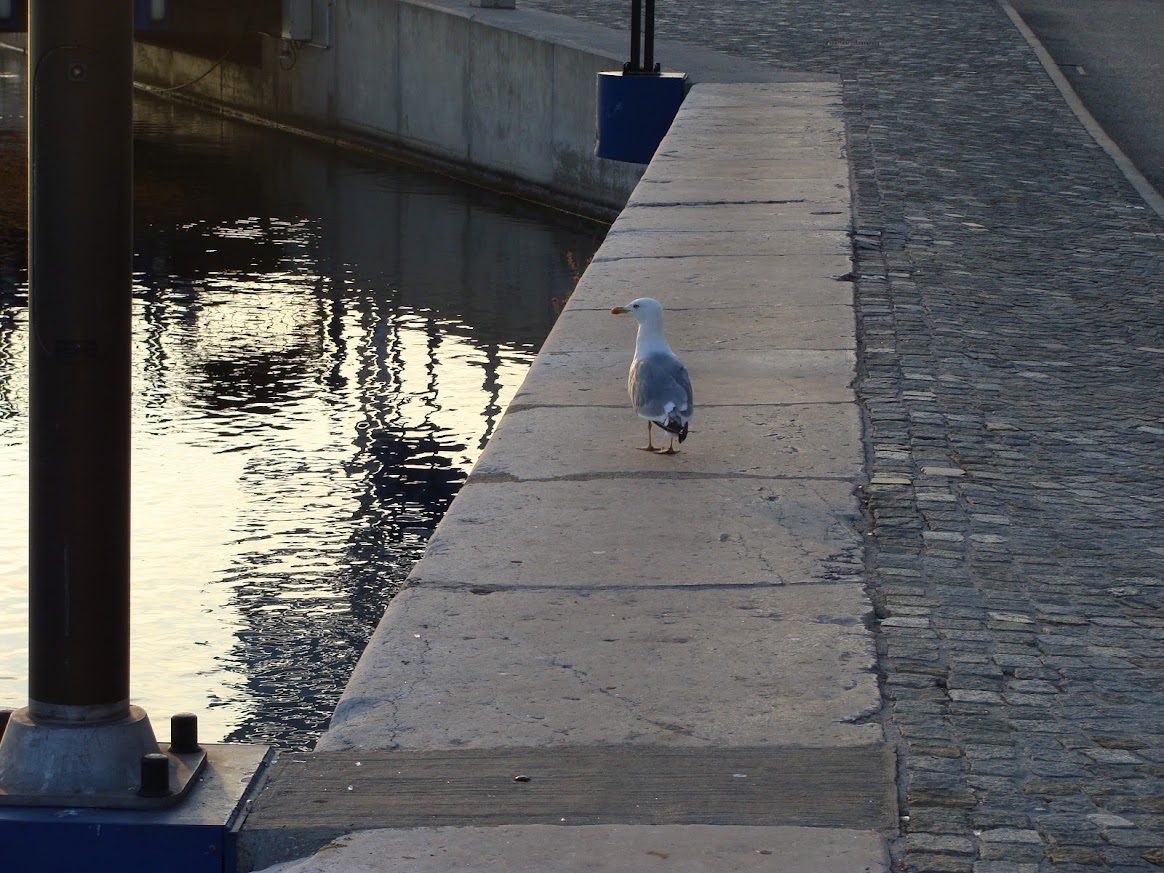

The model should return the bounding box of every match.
[610,297,693,454]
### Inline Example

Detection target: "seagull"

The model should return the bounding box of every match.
[610,297,693,454]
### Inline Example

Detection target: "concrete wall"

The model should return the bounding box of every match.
[133,0,649,216]
[132,0,799,218]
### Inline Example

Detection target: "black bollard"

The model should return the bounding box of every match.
[169,713,201,754]
[138,752,172,798]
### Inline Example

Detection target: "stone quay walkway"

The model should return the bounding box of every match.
[243,69,897,870]
[512,1,1164,871]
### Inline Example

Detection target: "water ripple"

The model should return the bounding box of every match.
[0,60,603,750]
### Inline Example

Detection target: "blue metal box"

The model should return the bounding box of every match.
[595,71,687,165]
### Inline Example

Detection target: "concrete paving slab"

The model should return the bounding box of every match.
[663,113,845,140]
[685,80,845,102]
[651,139,849,166]
[670,103,841,121]
[654,131,847,157]
[665,116,847,142]
[511,349,856,408]
[597,227,850,259]
[645,98,844,148]
[637,134,847,166]
[627,176,851,208]
[245,745,895,839]
[611,200,850,232]
[663,104,846,127]
[662,115,846,139]
[407,477,863,588]
[254,824,890,873]
[566,254,854,311]
[640,154,850,183]
[471,404,862,481]
[679,81,847,113]
[648,89,848,179]
[666,99,844,121]
[544,303,855,354]
[321,583,880,751]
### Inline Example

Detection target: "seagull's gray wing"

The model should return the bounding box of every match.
[629,352,694,424]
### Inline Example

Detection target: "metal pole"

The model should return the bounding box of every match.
[644,0,655,73]
[1,1,219,810]
[27,0,134,723]
[629,0,641,73]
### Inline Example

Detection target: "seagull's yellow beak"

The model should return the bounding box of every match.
[611,306,629,315]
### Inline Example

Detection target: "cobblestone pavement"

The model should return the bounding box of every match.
[521,1,1164,870]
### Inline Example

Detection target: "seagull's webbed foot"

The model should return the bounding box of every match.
[635,422,681,453]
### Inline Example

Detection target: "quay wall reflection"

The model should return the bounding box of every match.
[0,55,602,749]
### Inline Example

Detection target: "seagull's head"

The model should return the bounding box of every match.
[610,297,664,326]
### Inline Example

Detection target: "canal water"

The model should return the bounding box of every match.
[0,46,603,750]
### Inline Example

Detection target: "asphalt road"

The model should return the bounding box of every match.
[1008,0,1164,197]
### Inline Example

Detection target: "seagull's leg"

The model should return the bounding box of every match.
[637,421,656,451]
[657,435,678,455]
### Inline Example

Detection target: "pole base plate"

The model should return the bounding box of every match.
[0,705,207,809]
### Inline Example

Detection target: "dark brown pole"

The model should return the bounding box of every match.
[629,0,641,72]
[644,0,655,72]
[27,0,134,723]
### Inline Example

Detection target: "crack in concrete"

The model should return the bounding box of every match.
[411,579,864,593]
[503,400,858,414]
[626,198,812,207]
[465,470,857,485]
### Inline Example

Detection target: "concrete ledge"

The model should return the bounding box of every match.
[394,477,863,587]
[243,80,890,873]
[255,825,890,873]
[470,403,864,479]
[322,583,879,750]
[511,348,857,408]
[240,746,895,870]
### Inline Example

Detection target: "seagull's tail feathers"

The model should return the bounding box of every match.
[658,416,689,443]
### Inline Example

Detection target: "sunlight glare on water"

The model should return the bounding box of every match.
[0,46,602,750]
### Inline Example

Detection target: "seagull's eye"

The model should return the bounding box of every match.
[632,304,639,309]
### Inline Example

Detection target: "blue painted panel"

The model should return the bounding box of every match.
[595,71,687,165]
[0,815,231,873]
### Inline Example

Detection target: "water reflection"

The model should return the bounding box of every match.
[0,47,603,749]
